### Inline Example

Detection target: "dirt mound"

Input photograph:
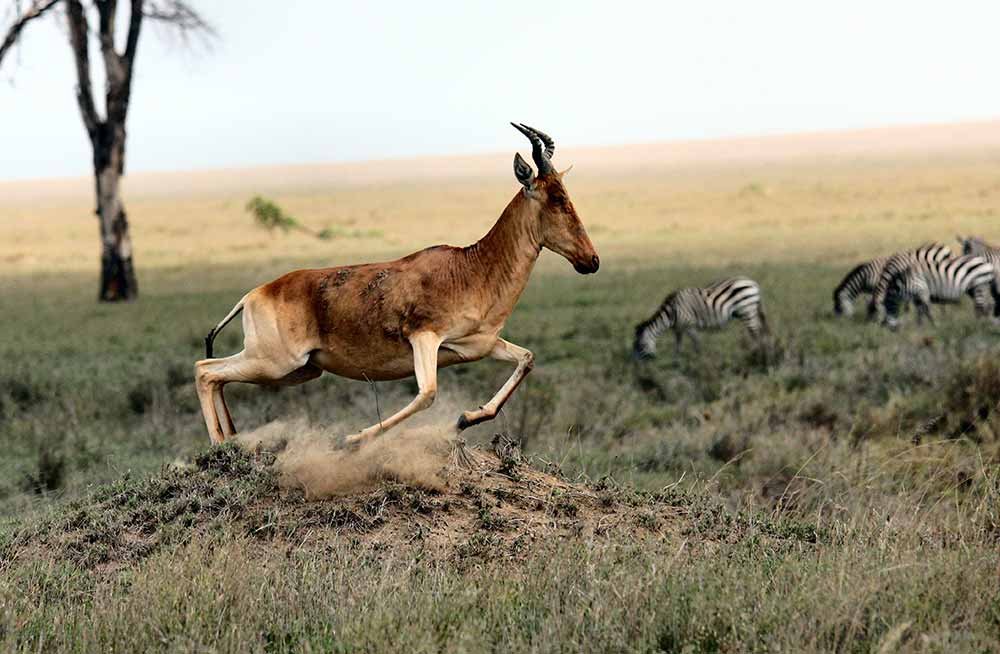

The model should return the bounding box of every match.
[5,431,684,573]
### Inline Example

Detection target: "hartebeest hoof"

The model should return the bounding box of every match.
[457,406,493,432]
[334,433,365,452]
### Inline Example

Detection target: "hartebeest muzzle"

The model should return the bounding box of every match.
[574,254,600,275]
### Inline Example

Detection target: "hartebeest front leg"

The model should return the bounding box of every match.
[343,331,443,446]
[457,339,534,431]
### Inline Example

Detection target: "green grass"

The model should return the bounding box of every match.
[2,259,999,652]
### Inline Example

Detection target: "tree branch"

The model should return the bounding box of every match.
[0,0,62,70]
[123,0,141,63]
[94,0,123,86]
[66,0,100,138]
[143,0,214,41]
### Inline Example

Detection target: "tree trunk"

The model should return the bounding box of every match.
[94,122,137,302]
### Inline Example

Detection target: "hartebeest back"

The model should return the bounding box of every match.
[195,123,599,445]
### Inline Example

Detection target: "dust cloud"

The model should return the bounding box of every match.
[234,416,461,499]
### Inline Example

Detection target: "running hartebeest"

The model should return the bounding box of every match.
[195,123,600,445]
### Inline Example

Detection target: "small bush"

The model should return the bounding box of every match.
[165,364,190,389]
[708,432,749,463]
[943,357,1000,440]
[127,382,154,415]
[0,377,44,419]
[22,448,66,494]
[799,401,839,431]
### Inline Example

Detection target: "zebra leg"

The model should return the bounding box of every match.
[866,298,879,322]
[969,284,989,318]
[883,291,902,330]
[673,329,684,358]
[915,296,934,326]
[755,306,770,337]
[686,329,702,354]
[742,313,771,365]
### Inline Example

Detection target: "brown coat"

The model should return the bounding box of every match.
[195,125,598,445]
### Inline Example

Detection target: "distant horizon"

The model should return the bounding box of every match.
[5,1,1000,182]
[4,115,1000,185]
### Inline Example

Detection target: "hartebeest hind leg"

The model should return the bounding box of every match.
[457,339,534,431]
[215,387,237,437]
[343,332,443,446]
[195,351,319,443]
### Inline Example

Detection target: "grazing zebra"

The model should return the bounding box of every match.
[958,235,1000,318]
[883,254,996,330]
[870,242,953,320]
[633,277,767,358]
[958,235,1000,267]
[832,255,890,317]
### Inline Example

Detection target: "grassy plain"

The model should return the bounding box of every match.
[1,122,999,652]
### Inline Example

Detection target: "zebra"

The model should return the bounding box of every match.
[870,242,953,321]
[633,277,767,358]
[832,255,890,317]
[958,235,999,260]
[882,254,996,330]
[958,235,1000,318]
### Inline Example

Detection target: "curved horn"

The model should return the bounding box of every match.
[511,122,555,175]
[519,123,554,159]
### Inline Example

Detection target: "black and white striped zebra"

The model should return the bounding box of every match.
[958,235,1000,318]
[832,255,890,317]
[871,242,953,320]
[633,277,767,358]
[883,254,996,330]
[958,235,1000,268]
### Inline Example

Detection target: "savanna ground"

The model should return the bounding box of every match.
[1,122,999,652]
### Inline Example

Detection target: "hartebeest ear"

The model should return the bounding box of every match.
[513,152,536,193]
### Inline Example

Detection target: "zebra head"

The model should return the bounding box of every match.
[957,235,988,256]
[832,289,853,317]
[632,305,674,360]
[632,325,657,360]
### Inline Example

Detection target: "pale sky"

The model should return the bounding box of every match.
[2,0,1000,181]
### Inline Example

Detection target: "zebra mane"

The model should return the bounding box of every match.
[834,261,873,299]
[832,256,887,314]
[633,294,676,355]
[636,294,675,332]
[958,235,996,256]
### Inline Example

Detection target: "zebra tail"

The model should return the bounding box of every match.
[758,305,771,336]
[992,275,1000,319]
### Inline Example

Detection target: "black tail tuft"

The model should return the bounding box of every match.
[205,329,215,359]
[992,276,1000,319]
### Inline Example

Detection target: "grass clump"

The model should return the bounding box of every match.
[8,444,277,568]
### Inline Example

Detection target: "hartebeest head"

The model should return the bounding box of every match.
[512,123,600,274]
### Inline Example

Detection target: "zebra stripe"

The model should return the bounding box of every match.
[633,277,767,358]
[883,254,996,329]
[959,235,1000,269]
[871,242,953,319]
[833,255,890,316]
[959,236,1000,317]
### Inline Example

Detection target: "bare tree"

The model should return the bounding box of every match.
[1,0,213,301]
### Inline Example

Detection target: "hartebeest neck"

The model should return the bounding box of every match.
[462,191,543,321]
